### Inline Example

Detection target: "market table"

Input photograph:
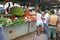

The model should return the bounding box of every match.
[3,21,36,40]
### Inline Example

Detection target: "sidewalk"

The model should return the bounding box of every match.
[13,32,48,40]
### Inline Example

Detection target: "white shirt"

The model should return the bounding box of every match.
[42,13,49,23]
[36,13,43,26]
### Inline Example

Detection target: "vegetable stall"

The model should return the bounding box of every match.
[0,6,36,40]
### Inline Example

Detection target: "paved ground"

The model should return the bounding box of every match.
[14,32,48,40]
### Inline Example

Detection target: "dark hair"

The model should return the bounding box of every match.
[8,2,10,7]
[50,10,55,14]
[41,10,46,14]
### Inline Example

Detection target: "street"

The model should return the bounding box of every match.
[14,32,48,40]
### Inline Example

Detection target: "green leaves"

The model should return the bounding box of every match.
[0,6,25,26]
[0,18,7,26]
[10,6,24,16]
[12,18,24,24]
[0,18,6,23]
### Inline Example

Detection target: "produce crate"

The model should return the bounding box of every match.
[57,24,60,38]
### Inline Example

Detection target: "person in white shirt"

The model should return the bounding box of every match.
[35,5,44,36]
[41,11,49,35]
[36,12,43,26]
[36,11,44,36]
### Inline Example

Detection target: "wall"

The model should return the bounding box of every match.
[3,21,36,40]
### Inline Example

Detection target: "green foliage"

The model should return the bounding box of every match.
[0,6,25,26]
[12,19,19,24]
[0,18,13,26]
[0,18,6,23]
[10,6,24,16]
[12,18,24,24]
[0,14,12,16]
[5,18,13,26]
[0,18,7,25]
[19,18,25,24]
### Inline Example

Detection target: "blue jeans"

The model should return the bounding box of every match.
[43,23,48,35]
[0,27,5,40]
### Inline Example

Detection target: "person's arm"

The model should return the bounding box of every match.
[57,16,60,23]
[47,16,50,24]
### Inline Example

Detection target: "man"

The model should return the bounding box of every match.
[36,11,43,35]
[56,10,60,40]
[55,9,60,16]
[47,10,58,40]
[35,5,44,36]
[41,11,49,35]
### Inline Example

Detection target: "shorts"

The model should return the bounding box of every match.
[36,22,43,27]
[48,25,56,38]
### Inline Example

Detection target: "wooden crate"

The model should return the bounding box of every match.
[57,24,60,32]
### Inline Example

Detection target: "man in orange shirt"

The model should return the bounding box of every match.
[47,10,58,40]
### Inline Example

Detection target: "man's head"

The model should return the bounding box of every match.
[45,10,48,13]
[50,10,55,14]
[35,5,39,12]
[41,11,46,16]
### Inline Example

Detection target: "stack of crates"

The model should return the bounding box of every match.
[56,16,60,40]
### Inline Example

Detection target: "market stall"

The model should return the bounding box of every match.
[0,2,36,40]
[3,21,36,40]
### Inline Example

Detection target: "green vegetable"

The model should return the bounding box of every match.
[6,18,13,26]
[0,18,6,23]
[12,18,24,24]
[10,6,24,16]
[12,19,19,24]
[0,18,7,25]
[19,18,24,24]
